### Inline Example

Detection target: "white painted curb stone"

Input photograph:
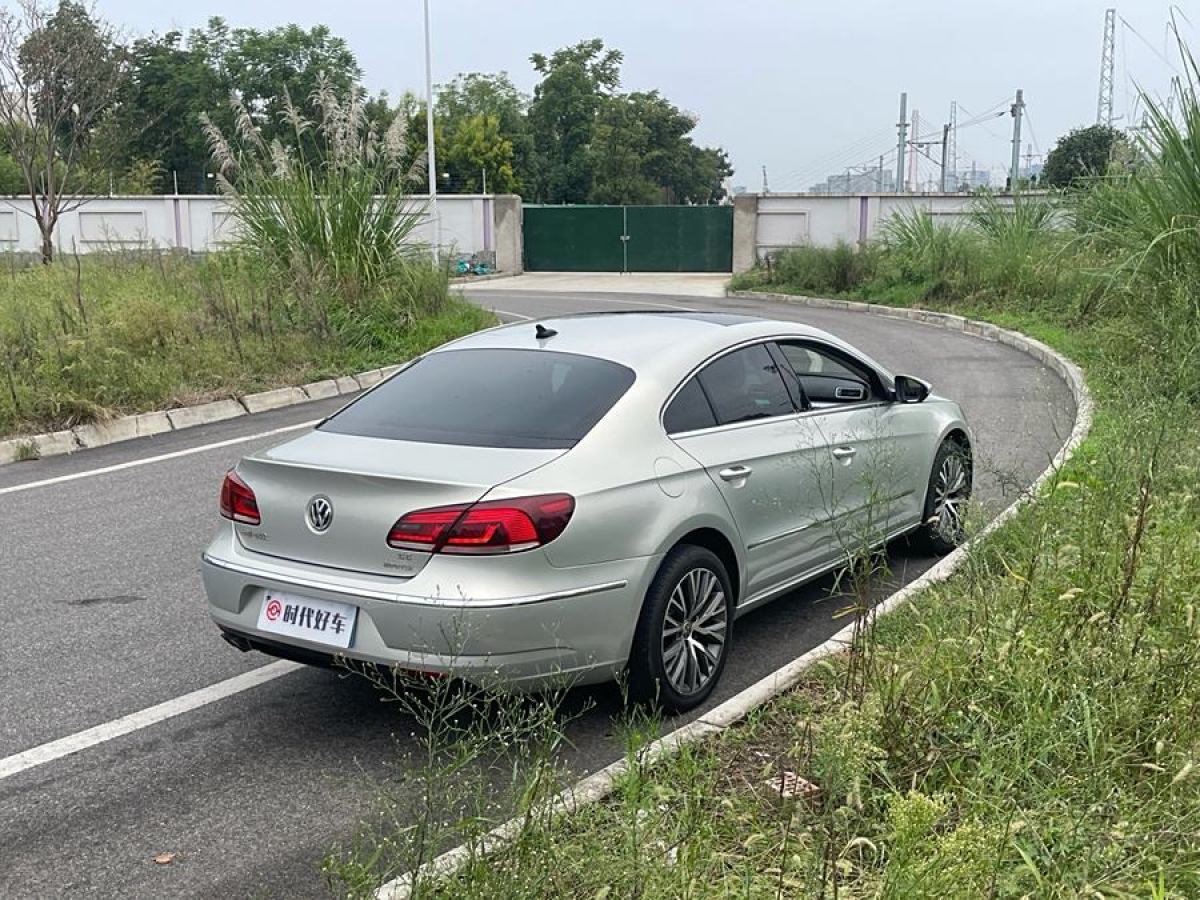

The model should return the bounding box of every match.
[373,291,1095,900]
[0,367,401,468]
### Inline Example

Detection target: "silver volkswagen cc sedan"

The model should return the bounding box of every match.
[201,312,972,711]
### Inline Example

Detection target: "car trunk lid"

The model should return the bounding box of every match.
[233,430,563,578]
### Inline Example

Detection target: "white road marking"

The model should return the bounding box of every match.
[491,308,532,320]
[0,420,319,497]
[0,661,302,781]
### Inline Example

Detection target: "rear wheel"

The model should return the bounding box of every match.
[914,438,972,554]
[628,545,733,713]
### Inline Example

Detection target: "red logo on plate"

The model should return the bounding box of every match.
[265,598,283,622]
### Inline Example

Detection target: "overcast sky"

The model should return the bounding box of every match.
[99,0,1185,190]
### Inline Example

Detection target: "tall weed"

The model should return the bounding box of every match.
[204,81,435,308]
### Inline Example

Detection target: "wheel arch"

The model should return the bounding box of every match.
[942,426,972,451]
[666,525,742,605]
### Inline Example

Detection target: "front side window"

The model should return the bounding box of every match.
[777,342,875,406]
[696,344,795,425]
[320,349,636,449]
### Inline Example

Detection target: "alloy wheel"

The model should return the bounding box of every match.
[660,566,728,696]
[933,451,970,541]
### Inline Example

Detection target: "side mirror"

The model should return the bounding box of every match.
[893,374,930,404]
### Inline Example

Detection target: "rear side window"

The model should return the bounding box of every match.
[696,344,794,425]
[663,378,717,434]
[320,349,635,449]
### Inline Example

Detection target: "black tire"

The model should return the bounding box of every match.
[628,544,734,713]
[913,438,973,555]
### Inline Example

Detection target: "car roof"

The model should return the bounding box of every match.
[435,311,863,377]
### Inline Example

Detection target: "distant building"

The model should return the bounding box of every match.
[807,168,897,194]
[954,166,991,191]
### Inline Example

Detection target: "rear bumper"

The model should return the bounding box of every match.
[199,531,656,690]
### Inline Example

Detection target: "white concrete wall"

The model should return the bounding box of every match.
[0,194,499,258]
[749,192,1018,263]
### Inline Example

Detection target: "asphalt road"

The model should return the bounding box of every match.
[0,287,1075,898]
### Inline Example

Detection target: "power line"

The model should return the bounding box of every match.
[778,126,897,182]
[776,130,898,190]
[1023,107,1042,159]
[1120,15,1182,75]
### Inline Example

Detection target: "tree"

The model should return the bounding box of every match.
[589,96,658,204]
[525,40,730,205]
[217,20,362,155]
[437,71,531,191]
[108,29,229,193]
[446,114,516,193]
[592,91,732,204]
[0,0,126,261]
[1042,124,1128,188]
[527,39,622,203]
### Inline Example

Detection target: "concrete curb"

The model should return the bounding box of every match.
[0,368,396,468]
[449,271,516,285]
[374,290,1095,900]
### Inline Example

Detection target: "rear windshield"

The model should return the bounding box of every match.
[320,348,636,449]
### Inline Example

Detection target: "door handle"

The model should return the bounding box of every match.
[831,446,857,460]
[719,465,753,482]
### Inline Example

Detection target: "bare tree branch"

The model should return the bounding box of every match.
[0,0,125,261]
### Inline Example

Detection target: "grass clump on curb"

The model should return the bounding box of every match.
[0,251,492,439]
[1,84,496,441]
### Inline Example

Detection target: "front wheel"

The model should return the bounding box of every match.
[628,545,734,713]
[914,438,973,555]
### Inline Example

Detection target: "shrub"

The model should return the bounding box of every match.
[203,81,433,308]
[768,242,879,295]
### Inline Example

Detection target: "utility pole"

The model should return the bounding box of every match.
[909,109,920,192]
[947,100,958,191]
[761,165,769,194]
[1009,89,1025,192]
[1024,143,1035,181]
[422,0,440,261]
[877,154,884,191]
[895,92,908,194]
[1097,8,1116,127]
[481,166,487,196]
[939,123,950,192]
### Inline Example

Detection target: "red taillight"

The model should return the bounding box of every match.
[220,470,261,525]
[387,493,574,555]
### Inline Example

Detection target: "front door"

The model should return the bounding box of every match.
[775,341,922,557]
[668,343,828,600]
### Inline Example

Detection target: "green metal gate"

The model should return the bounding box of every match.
[523,205,733,273]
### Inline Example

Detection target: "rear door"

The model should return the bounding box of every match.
[667,343,831,601]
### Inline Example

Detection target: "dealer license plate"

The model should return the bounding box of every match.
[256,591,357,649]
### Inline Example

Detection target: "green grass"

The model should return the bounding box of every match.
[0,251,494,438]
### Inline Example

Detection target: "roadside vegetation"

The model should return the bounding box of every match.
[0,84,493,441]
[325,51,1200,900]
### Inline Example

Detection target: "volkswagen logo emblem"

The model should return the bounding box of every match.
[306,495,334,533]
